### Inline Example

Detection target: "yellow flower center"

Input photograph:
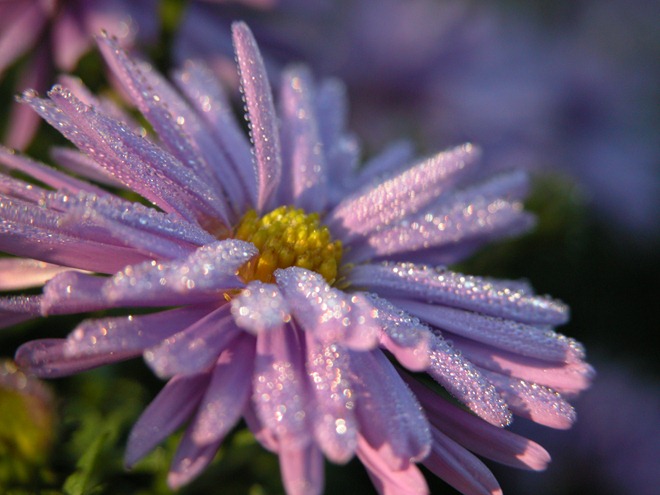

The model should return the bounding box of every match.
[234,206,342,284]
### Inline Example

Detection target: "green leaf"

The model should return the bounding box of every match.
[62,428,110,495]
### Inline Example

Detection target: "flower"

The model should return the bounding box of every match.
[0,0,158,149]
[1,22,592,495]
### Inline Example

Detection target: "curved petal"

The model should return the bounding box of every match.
[230,281,291,335]
[232,22,281,212]
[279,443,325,495]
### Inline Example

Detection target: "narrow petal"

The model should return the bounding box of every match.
[350,349,431,470]
[173,61,257,206]
[0,258,79,290]
[144,304,242,378]
[328,143,480,239]
[190,334,255,444]
[0,295,41,328]
[231,281,291,335]
[64,306,215,358]
[15,339,134,378]
[279,66,327,211]
[232,22,282,211]
[276,267,380,350]
[448,334,594,395]
[167,427,222,489]
[101,240,256,307]
[364,293,432,371]
[396,300,584,364]
[480,370,576,429]
[97,33,245,212]
[356,435,429,495]
[305,334,358,463]
[348,263,569,325]
[0,145,108,196]
[424,427,503,495]
[279,444,325,495]
[425,333,512,427]
[408,378,551,471]
[125,372,210,467]
[253,323,311,448]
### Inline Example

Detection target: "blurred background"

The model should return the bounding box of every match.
[1,0,658,494]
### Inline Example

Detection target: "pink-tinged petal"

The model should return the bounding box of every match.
[101,240,256,307]
[125,372,210,467]
[354,140,416,187]
[305,334,358,463]
[0,194,153,273]
[327,143,480,238]
[425,334,512,428]
[97,34,245,213]
[243,402,279,453]
[347,179,533,263]
[356,435,429,495]
[0,146,107,196]
[276,267,380,350]
[21,87,229,228]
[364,293,431,371]
[42,191,211,260]
[314,79,350,160]
[15,339,135,378]
[0,258,80,290]
[41,272,112,315]
[0,3,46,74]
[279,443,325,495]
[279,66,327,211]
[64,305,215,358]
[449,334,594,396]
[348,263,569,325]
[424,427,502,495]
[4,42,51,150]
[480,370,576,429]
[232,22,282,212]
[49,147,124,187]
[51,6,89,71]
[231,281,291,334]
[190,334,255,444]
[350,349,431,470]
[173,61,256,206]
[253,323,311,448]
[144,304,242,378]
[396,300,584,364]
[408,378,551,471]
[0,295,41,329]
[167,427,222,490]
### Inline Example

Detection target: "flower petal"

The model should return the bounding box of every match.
[425,333,512,427]
[480,369,576,429]
[396,300,584,364]
[253,323,311,448]
[305,334,358,463]
[279,66,327,211]
[231,281,291,334]
[279,443,325,495]
[15,339,134,378]
[0,295,41,328]
[350,349,431,470]
[356,435,429,495]
[0,258,78,290]
[144,304,242,378]
[190,334,255,445]
[409,378,551,471]
[167,427,222,490]
[125,372,210,467]
[232,22,282,212]
[349,263,569,325]
[424,426,503,495]
[328,143,480,239]
[276,267,380,350]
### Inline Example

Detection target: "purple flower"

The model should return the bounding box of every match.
[1,23,592,495]
[0,0,158,149]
